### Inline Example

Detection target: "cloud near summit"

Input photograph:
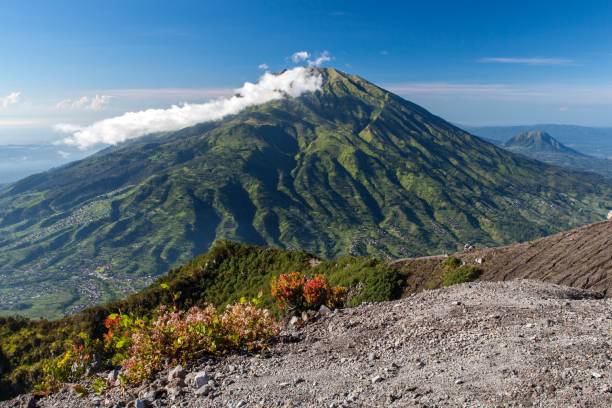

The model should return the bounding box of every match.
[56,67,323,149]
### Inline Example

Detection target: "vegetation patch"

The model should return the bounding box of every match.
[441,257,481,287]
[0,241,405,400]
[271,272,348,314]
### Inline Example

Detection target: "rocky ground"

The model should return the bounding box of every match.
[6,280,611,408]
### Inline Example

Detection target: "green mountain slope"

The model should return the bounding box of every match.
[1,68,611,318]
[504,131,612,178]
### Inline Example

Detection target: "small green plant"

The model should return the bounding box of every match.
[73,384,88,397]
[91,377,108,395]
[442,265,481,287]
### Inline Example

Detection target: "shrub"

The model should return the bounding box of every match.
[442,256,462,270]
[349,267,403,306]
[221,300,279,351]
[120,301,277,384]
[328,285,348,309]
[271,272,349,313]
[103,313,145,366]
[270,272,306,312]
[441,265,480,287]
[121,304,220,383]
[36,333,101,393]
[303,275,330,309]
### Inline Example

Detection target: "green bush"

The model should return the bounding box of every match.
[442,256,462,270]
[441,265,480,287]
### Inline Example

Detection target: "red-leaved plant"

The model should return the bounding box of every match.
[270,271,306,312]
[271,272,348,314]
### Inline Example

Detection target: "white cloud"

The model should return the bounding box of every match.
[290,51,332,67]
[478,57,574,66]
[291,51,310,63]
[56,94,112,111]
[258,63,269,70]
[56,66,323,149]
[89,94,112,110]
[0,92,21,108]
[57,150,71,159]
[308,51,332,67]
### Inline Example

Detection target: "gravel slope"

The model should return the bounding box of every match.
[394,219,612,295]
[7,280,611,408]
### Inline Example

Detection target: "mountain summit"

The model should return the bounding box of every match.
[505,131,582,154]
[1,68,611,317]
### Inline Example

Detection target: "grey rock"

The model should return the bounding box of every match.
[319,305,332,315]
[193,371,210,388]
[168,365,186,382]
[108,369,120,383]
[133,399,147,408]
[194,384,212,396]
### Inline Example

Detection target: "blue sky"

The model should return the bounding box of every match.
[1,0,612,144]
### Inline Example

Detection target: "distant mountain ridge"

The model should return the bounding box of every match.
[1,68,611,318]
[503,131,612,178]
[465,124,612,158]
[505,131,583,154]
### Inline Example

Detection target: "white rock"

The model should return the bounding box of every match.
[371,375,384,384]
